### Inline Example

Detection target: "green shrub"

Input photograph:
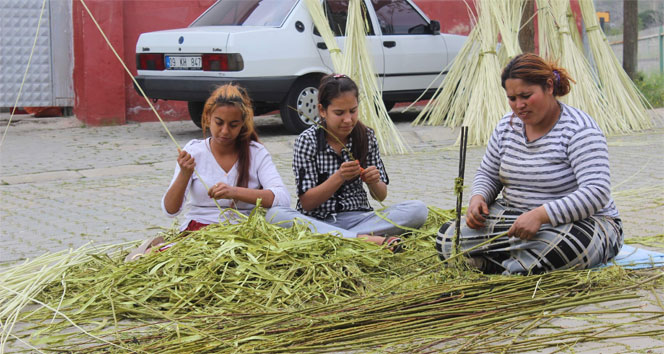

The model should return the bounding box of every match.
[635,72,664,108]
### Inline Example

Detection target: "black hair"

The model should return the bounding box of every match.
[318,74,369,167]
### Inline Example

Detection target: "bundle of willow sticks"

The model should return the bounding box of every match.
[413,0,514,146]
[538,0,620,135]
[414,0,655,145]
[1,207,663,353]
[578,0,653,132]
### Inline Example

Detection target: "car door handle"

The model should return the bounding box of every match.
[317,42,327,49]
[383,41,396,48]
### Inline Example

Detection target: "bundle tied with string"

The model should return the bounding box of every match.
[537,0,622,136]
[414,0,516,147]
[459,0,510,146]
[578,0,653,131]
[566,2,584,52]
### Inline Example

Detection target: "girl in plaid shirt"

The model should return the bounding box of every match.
[267,74,428,250]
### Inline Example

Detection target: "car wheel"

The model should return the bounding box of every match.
[188,101,204,128]
[280,76,321,134]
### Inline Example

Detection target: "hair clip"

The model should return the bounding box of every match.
[333,74,348,79]
[552,70,561,83]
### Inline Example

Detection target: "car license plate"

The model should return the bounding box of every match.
[165,55,201,70]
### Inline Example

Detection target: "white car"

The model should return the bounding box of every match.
[134,0,467,133]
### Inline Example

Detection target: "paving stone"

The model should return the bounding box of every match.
[1,170,82,184]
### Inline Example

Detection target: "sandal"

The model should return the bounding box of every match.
[382,236,404,253]
[124,235,165,262]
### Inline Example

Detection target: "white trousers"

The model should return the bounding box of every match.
[266,200,428,238]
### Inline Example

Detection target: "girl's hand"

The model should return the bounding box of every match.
[508,207,548,240]
[360,166,381,185]
[177,149,196,176]
[338,160,362,181]
[466,195,489,229]
[208,182,236,200]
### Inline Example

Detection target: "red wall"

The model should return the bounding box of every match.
[72,0,579,126]
[122,0,216,123]
[418,0,476,35]
[73,0,214,125]
[73,0,127,125]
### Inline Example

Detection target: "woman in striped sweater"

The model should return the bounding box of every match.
[435,53,623,274]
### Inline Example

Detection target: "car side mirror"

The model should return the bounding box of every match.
[429,20,440,35]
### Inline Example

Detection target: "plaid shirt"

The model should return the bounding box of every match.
[293,126,389,219]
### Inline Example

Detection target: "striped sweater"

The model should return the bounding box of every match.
[472,102,619,227]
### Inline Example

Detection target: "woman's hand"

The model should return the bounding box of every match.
[337,160,362,181]
[177,149,196,177]
[466,195,489,229]
[208,182,236,200]
[360,166,381,185]
[508,206,549,240]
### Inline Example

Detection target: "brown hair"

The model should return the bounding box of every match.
[501,53,574,97]
[318,74,369,167]
[202,84,259,188]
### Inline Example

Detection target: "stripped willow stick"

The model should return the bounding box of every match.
[0,243,130,352]
[341,0,410,155]
[579,0,653,131]
[566,4,584,52]
[536,0,561,61]
[76,0,226,218]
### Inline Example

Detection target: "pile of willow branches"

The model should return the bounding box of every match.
[1,207,663,353]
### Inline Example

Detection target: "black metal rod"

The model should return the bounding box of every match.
[454,126,468,255]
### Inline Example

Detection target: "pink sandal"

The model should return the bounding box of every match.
[382,236,404,253]
[124,236,165,262]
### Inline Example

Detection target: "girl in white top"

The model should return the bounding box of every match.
[162,84,290,231]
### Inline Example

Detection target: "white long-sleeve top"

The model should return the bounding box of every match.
[162,139,290,230]
[472,102,619,227]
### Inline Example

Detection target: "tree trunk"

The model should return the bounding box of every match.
[623,0,638,79]
[519,0,536,54]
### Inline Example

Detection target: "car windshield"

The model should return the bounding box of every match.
[190,0,298,27]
